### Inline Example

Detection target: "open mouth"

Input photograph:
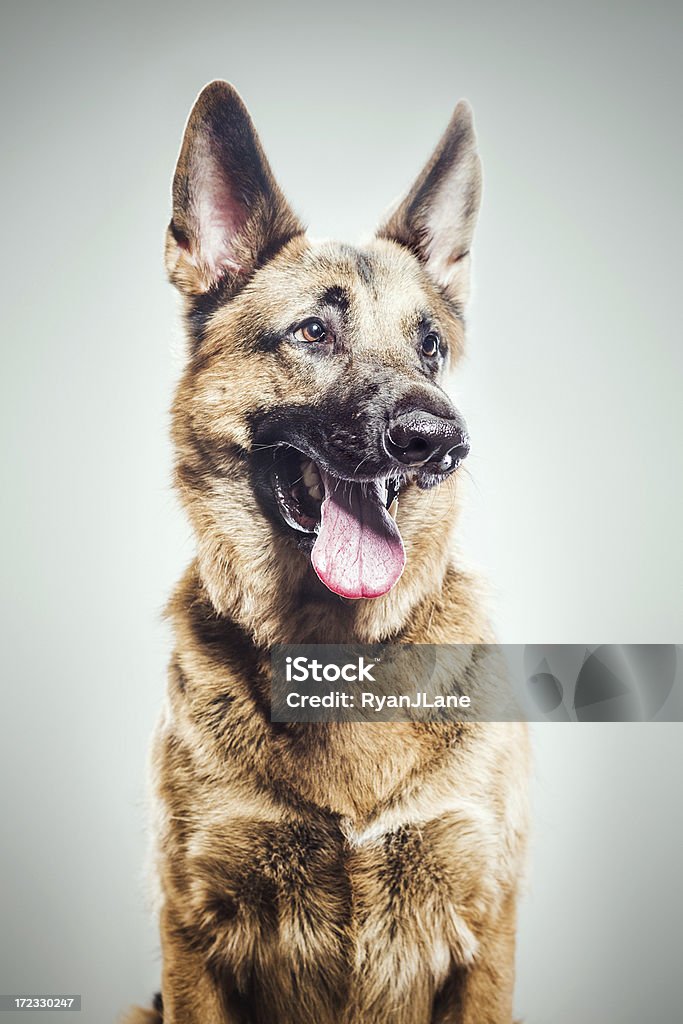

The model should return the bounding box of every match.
[270,447,405,600]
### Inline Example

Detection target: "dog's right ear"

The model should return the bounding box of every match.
[165,81,303,296]
[377,102,482,306]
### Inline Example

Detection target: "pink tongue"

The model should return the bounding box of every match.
[311,470,406,599]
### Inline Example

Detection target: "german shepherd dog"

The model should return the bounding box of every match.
[125,82,529,1024]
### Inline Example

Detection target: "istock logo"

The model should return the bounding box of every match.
[285,656,377,684]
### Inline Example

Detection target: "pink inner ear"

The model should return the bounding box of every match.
[191,148,247,279]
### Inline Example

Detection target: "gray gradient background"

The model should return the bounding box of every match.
[1,1,682,1021]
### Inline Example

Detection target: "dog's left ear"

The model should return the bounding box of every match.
[166,81,303,296]
[378,102,482,305]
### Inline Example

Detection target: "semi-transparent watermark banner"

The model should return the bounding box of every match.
[271,645,682,722]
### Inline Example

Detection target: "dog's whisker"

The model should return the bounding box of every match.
[460,464,483,498]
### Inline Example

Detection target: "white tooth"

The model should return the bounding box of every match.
[302,460,320,488]
[388,498,399,520]
[309,484,323,501]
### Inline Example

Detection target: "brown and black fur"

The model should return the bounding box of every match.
[124,82,530,1024]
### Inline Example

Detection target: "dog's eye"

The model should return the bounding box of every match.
[421,333,440,358]
[294,319,327,344]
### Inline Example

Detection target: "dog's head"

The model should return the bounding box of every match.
[167,82,481,607]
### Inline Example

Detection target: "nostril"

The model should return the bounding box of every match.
[386,425,433,465]
[438,436,470,468]
[449,436,470,461]
[404,438,430,460]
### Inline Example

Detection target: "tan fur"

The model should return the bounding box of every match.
[123,83,530,1024]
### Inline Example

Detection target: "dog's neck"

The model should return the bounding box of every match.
[169,484,491,818]
[189,481,488,647]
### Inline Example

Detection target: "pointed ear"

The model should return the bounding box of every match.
[165,81,303,295]
[377,101,482,305]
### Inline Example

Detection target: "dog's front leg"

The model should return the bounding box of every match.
[432,893,518,1024]
[160,905,244,1024]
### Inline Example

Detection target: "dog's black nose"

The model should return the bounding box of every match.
[386,411,470,468]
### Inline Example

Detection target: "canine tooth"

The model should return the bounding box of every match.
[388,498,399,520]
[302,461,320,488]
[309,484,323,501]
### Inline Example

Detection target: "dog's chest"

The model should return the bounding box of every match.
[187,806,495,1024]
